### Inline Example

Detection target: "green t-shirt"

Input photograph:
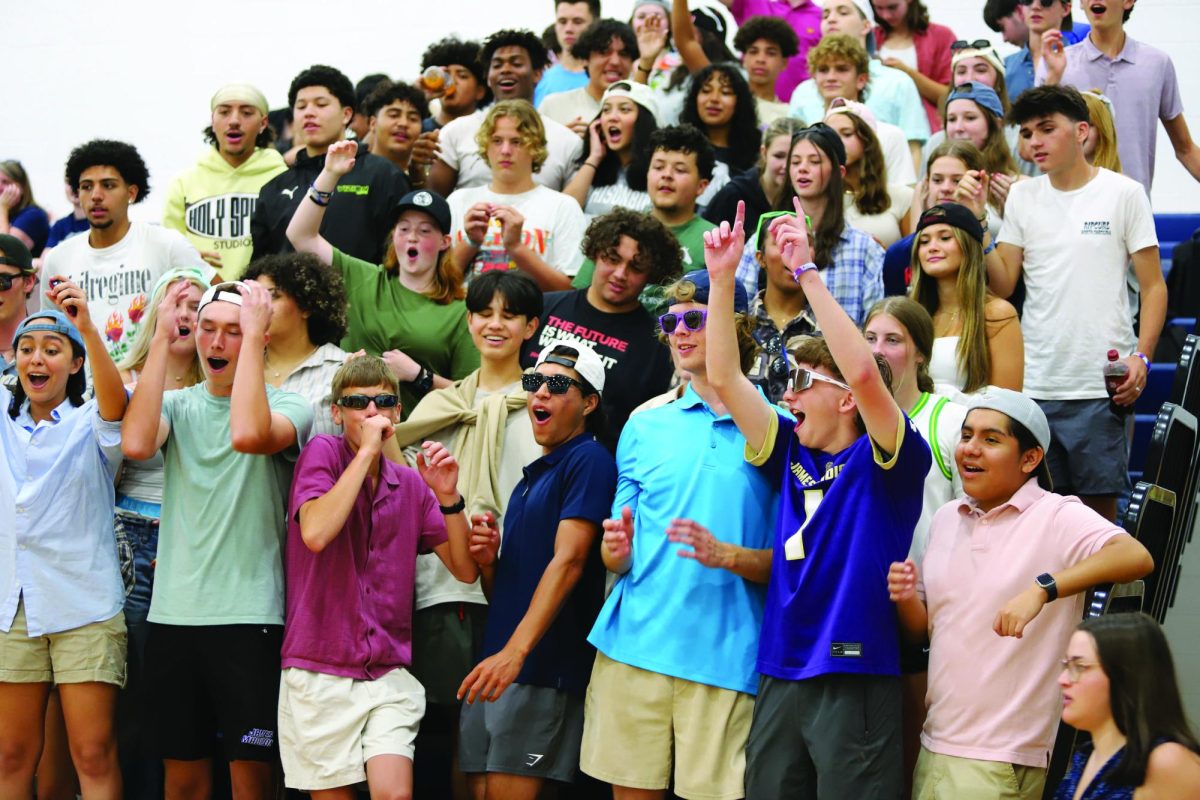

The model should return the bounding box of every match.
[150,383,314,626]
[570,215,716,314]
[333,248,480,417]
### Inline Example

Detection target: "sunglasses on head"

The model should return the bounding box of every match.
[659,309,708,335]
[522,372,587,395]
[787,367,851,393]
[951,39,992,51]
[0,274,26,292]
[1017,0,1061,7]
[337,393,400,410]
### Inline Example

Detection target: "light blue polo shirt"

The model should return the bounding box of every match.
[588,383,779,695]
[788,59,931,143]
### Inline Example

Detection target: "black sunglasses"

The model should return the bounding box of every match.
[659,309,708,335]
[1017,0,1061,7]
[337,393,400,410]
[0,274,26,292]
[522,372,586,395]
[951,39,992,51]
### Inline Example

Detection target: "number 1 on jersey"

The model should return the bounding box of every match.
[784,488,824,561]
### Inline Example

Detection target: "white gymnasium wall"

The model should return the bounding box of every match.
[4,0,1197,221]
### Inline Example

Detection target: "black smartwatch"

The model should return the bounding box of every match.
[408,366,434,397]
[1035,573,1058,602]
[439,495,466,515]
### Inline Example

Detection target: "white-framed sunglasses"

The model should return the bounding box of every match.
[787,366,851,393]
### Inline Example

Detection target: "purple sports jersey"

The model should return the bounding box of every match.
[750,411,930,680]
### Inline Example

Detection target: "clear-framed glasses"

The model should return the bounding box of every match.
[1059,658,1100,683]
[787,367,851,393]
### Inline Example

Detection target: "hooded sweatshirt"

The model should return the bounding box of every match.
[162,147,287,280]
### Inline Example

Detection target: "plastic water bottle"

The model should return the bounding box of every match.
[1103,349,1130,416]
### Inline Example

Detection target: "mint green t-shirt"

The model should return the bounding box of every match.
[150,384,314,626]
[333,248,480,417]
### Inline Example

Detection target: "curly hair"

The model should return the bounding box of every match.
[242,253,348,346]
[362,80,430,121]
[680,65,761,171]
[583,208,683,286]
[807,35,871,99]
[647,124,717,181]
[421,36,487,86]
[288,64,356,109]
[65,140,150,201]
[662,276,760,375]
[355,74,390,114]
[476,100,549,174]
[482,29,549,73]
[872,0,931,34]
[733,15,800,58]
[832,111,890,215]
[570,18,639,62]
[579,90,659,191]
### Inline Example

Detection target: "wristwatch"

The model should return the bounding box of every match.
[1035,573,1058,602]
[408,366,434,397]
[439,495,466,515]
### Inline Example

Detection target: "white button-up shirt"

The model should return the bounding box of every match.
[0,389,124,636]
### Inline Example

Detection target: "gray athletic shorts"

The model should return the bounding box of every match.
[744,673,903,800]
[458,682,583,784]
[1036,398,1130,496]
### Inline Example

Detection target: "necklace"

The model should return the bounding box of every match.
[266,346,318,379]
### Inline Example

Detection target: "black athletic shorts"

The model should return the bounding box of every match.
[144,622,283,762]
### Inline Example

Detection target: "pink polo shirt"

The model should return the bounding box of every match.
[918,479,1123,767]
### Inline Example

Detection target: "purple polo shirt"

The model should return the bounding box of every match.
[731,0,823,102]
[282,434,447,680]
[1047,35,1183,195]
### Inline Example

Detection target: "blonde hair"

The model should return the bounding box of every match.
[476,100,549,173]
[1082,90,1123,173]
[661,277,760,375]
[331,355,399,402]
[117,274,208,385]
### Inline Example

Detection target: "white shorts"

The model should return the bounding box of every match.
[278,666,426,791]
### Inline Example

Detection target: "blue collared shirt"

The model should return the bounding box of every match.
[0,390,124,636]
[735,226,884,326]
[1004,23,1091,101]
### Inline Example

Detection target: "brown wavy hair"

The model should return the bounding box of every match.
[837,112,890,215]
[475,100,549,174]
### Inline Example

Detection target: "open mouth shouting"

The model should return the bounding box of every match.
[26,372,50,390]
[531,403,552,425]
[206,357,230,373]
[605,125,624,146]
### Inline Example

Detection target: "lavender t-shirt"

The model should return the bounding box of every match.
[282,434,447,680]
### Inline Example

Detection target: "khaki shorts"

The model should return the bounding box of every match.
[581,651,754,800]
[279,666,426,791]
[914,747,1047,800]
[0,600,126,686]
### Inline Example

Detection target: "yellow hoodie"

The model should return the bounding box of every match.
[162,147,287,280]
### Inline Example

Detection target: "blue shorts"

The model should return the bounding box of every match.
[1036,398,1130,497]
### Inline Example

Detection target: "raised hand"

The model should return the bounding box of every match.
[703,199,747,280]
[586,119,607,163]
[324,139,358,177]
[601,505,635,563]
[492,205,526,251]
[236,279,273,340]
[953,170,990,220]
[382,349,421,382]
[0,183,22,210]
[770,196,815,275]
[635,14,668,67]
[416,441,460,500]
[464,202,491,246]
[46,276,88,325]
[358,414,394,456]
[154,279,196,344]
[1041,30,1067,86]
[411,130,441,169]
[468,512,500,566]
[987,172,1014,216]
[887,559,919,602]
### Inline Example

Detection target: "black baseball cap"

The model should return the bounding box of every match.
[0,234,34,273]
[395,189,452,235]
[916,202,984,244]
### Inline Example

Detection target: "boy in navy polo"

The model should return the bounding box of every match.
[457,343,616,799]
[705,200,930,799]
[278,355,478,797]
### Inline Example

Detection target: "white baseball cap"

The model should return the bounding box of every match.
[535,343,606,394]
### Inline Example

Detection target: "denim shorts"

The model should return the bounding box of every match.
[114,507,159,623]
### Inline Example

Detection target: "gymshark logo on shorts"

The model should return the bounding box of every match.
[241,727,275,747]
[526,753,544,767]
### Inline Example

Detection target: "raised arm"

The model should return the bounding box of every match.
[774,199,904,452]
[285,139,359,264]
[298,419,389,552]
[122,282,191,458]
[704,200,776,452]
[229,280,299,454]
[46,277,126,423]
[562,122,605,208]
[956,171,1023,298]
[416,441,479,584]
[492,205,573,291]
[671,0,713,73]
[457,517,598,703]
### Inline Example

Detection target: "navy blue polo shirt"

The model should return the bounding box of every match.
[480,431,617,694]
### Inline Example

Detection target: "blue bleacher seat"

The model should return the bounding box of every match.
[1155,213,1200,277]
[1137,363,1176,414]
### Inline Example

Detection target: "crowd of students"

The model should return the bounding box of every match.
[3,0,1200,799]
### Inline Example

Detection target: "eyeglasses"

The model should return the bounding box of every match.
[951,39,993,51]
[0,273,25,292]
[787,367,851,393]
[522,372,587,395]
[658,309,708,335]
[337,393,400,410]
[1017,0,1060,7]
[1059,658,1100,683]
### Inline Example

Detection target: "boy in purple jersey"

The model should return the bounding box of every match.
[704,199,930,800]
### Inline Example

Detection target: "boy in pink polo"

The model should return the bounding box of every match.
[279,355,478,797]
[888,388,1152,800]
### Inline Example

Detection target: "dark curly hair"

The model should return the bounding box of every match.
[288,64,356,110]
[680,64,761,171]
[65,140,150,201]
[8,334,86,419]
[579,88,659,191]
[422,37,488,101]
[242,253,348,346]
[647,124,717,181]
[355,73,390,114]
[583,207,683,286]
[733,15,800,58]
[482,29,550,74]
[570,18,639,62]
[362,80,430,121]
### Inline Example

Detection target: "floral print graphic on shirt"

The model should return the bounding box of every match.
[103,293,147,361]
